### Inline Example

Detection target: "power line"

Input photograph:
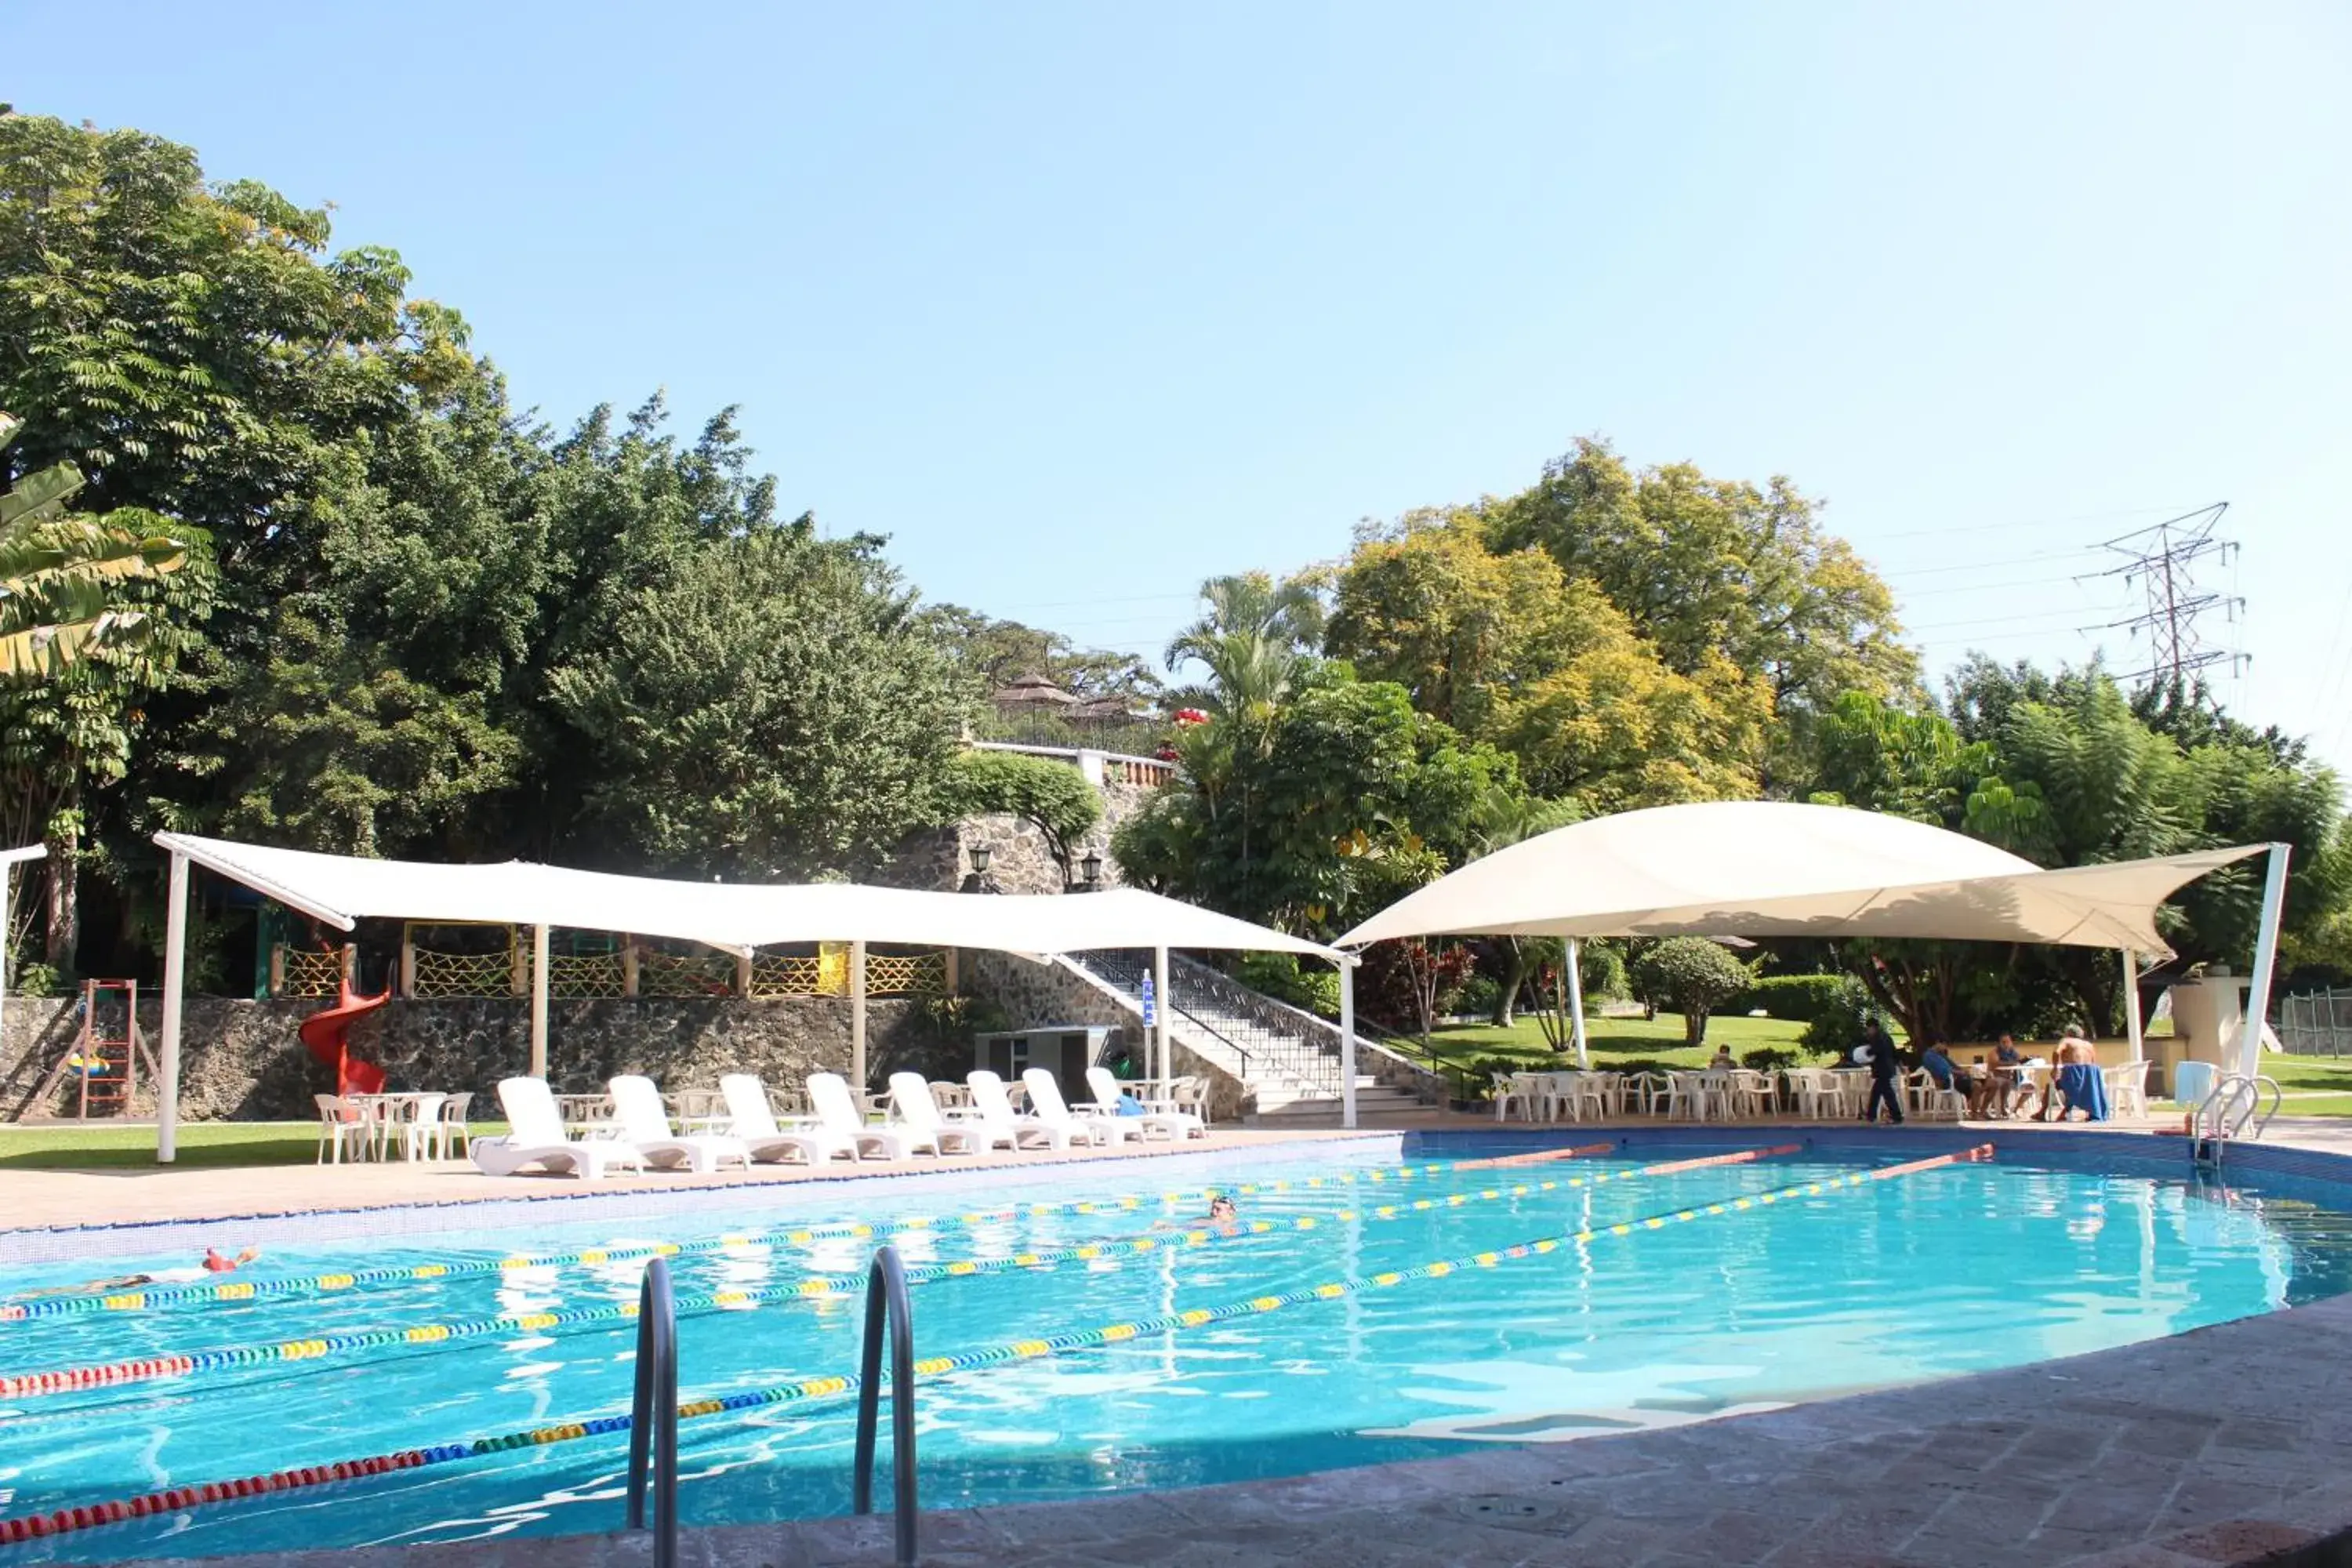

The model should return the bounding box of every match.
[2077,503,2245,691]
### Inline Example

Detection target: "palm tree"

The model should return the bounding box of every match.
[1163,572,1327,725]
[0,412,193,677]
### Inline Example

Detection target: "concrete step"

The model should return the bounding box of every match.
[1251,1085,1438,1123]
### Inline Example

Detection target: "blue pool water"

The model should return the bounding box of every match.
[5,1132,2352,1563]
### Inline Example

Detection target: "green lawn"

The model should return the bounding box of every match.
[0,1122,509,1170]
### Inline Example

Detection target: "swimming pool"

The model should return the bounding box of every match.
[4,1130,2350,1563]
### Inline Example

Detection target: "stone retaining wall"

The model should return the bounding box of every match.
[0,995,954,1123]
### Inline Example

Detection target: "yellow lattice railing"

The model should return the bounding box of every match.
[866,951,947,996]
[750,954,827,997]
[635,953,737,999]
[548,953,626,999]
[411,948,515,999]
[276,947,343,1000]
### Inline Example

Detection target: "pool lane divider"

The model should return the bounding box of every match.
[0,1143,1991,1548]
[0,1142,1651,1324]
[0,1144,1802,1400]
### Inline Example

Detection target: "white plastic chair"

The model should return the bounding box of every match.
[470,1078,647,1179]
[608,1076,753,1174]
[967,1069,1093,1149]
[887,1072,983,1154]
[1025,1068,1146,1145]
[314,1094,368,1164]
[809,1073,929,1160]
[1726,1069,1775,1120]
[1086,1066,1205,1141]
[392,1093,449,1161]
[1490,1073,1527,1123]
[2103,1061,2151,1119]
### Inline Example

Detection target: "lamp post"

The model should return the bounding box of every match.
[960,843,1000,895]
[1076,848,1102,893]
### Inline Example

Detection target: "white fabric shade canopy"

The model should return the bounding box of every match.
[1338,801,2264,956]
[154,833,1343,960]
[143,831,1363,1160]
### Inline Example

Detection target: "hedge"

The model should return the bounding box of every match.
[1727,974,1853,1025]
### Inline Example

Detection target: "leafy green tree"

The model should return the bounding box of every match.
[546,526,968,879]
[1115,670,1519,935]
[941,750,1102,882]
[1328,511,1773,810]
[1164,571,1327,726]
[1487,438,1915,764]
[1629,936,1756,1047]
[919,604,1161,705]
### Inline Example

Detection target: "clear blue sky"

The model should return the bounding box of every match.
[19,2,2352,774]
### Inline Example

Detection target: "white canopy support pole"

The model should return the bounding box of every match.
[2121,947,2145,1065]
[1338,956,1357,1130]
[2238,843,2292,1080]
[851,938,869,1090]
[529,923,550,1079]
[1152,946,1172,1088]
[157,850,189,1164]
[1565,938,1591,1069]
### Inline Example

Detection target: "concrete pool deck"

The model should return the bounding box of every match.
[16,1117,2352,1566]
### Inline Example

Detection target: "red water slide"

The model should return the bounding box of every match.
[299,978,392,1096]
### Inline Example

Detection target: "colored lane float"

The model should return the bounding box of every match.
[0,1145,1995,1548]
[0,1144,1803,1401]
[0,1142,1646,1325]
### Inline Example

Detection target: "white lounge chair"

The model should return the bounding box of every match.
[607,1076,753,1174]
[1086,1066,1205,1141]
[808,1072,927,1160]
[967,1069,1095,1150]
[887,1072,984,1155]
[470,1076,648,1180]
[1025,1068,1146,1145]
[720,1073,859,1164]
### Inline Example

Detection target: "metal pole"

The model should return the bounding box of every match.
[158,851,189,1163]
[1338,957,1357,1130]
[530,923,550,1079]
[2121,947,2145,1065]
[2238,844,2293,1080]
[851,938,869,1091]
[1566,938,1591,1069]
[624,1257,677,1568]
[1152,946,1171,1090]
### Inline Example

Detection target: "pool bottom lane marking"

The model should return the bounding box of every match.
[0,1142,1649,1324]
[0,1145,1806,1399]
[0,1144,1993,1546]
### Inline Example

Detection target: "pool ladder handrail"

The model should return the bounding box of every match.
[625,1256,680,1568]
[2191,1073,2284,1169]
[853,1243,920,1568]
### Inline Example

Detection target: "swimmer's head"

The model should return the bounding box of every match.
[1208,1196,1236,1220]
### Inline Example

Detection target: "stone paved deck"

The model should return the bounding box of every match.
[20,1117,2352,1566]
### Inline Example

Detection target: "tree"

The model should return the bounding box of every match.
[941,750,1102,883]
[1164,571,1326,725]
[919,604,1162,706]
[1487,438,1915,772]
[1115,670,1519,936]
[1328,512,1774,811]
[547,526,969,880]
[1628,936,1755,1047]
[0,414,195,676]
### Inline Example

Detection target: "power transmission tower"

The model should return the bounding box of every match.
[2081,503,2244,694]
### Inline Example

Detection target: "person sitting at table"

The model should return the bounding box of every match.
[1987,1035,2027,1118]
[1919,1043,1962,1098]
[1708,1044,1736,1071]
[2047,1025,2112,1122]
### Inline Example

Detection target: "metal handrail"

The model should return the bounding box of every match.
[853,1244,919,1568]
[624,1257,678,1568]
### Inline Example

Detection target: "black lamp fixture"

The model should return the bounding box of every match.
[1080,848,1103,887]
[960,842,1000,895]
[969,844,992,876]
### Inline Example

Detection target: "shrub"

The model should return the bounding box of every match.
[1454,973,1504,1018]
[1727,974,1852,1025]
[1740,1046,1802,1073]
[1799,975,1880,1052]
[1628,937,1755,1047]
[940,750,1102,878]
[1232,952,1341,1019]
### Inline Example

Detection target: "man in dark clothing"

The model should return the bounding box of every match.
[1859,1020,1905,1124]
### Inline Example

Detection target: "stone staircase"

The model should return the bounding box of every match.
[1060,950,1444,1124]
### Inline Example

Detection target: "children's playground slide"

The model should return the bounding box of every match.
[299,979,391,1097]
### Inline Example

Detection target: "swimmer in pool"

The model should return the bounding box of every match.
[16,1247,260,1298]
[1153,1196,1240,1236]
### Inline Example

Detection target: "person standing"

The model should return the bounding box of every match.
[1859,1019,1906,1125]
